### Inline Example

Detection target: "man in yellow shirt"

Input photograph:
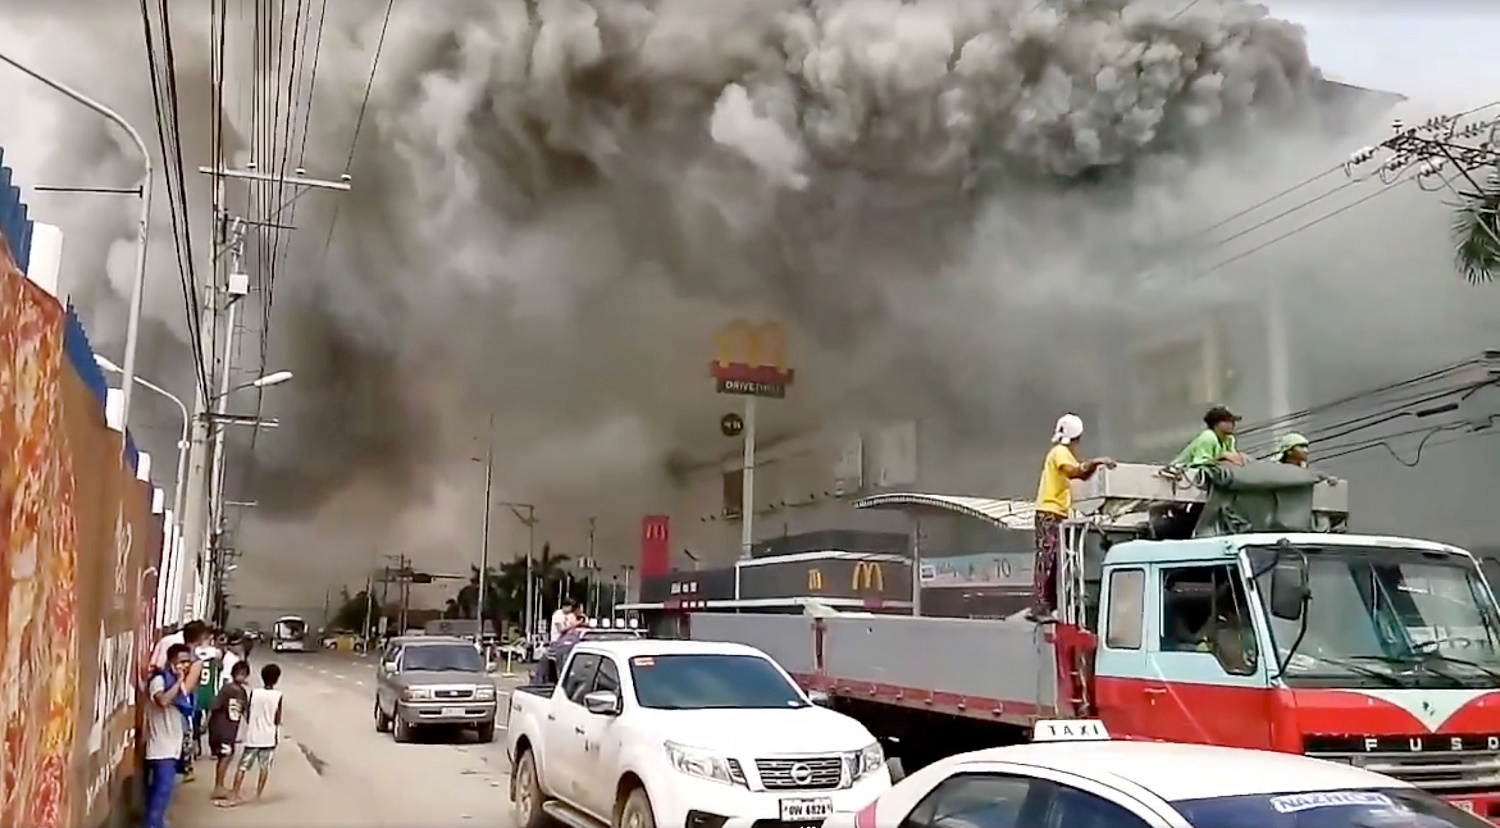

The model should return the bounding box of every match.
[1030,414,1115,623]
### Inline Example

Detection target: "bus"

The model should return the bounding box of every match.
[271,615,308,653]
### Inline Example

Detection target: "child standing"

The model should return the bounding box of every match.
[206,660,251,800]
[221,663,283,807]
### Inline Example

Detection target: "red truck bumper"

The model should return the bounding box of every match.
[1441,791,1500,822]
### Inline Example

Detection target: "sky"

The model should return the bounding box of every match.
[1270,0,1500,110]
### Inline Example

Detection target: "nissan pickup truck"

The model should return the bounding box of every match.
[505,639,893,828]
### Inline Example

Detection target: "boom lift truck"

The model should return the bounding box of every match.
[692,463,1500,820]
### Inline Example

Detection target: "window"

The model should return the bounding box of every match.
[1106,569,1145,650]
[401,644,484,673]
[592,658,620,696]
[1160,564,1258,676]
[629,654,807,710]
[901,774,1040,828]
[561,654,602,704]
[1047,784,1153,828]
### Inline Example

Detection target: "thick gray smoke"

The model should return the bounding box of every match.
[4,0,1399,604]
[254,0,1321,507]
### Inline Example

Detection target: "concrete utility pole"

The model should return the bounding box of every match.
[182,164,350,620]
[478,414,495,633]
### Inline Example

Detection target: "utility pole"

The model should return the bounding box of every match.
[183,163,351,623]
[587,517,597,617]
[478,414,494,636]
[361,574,374,646]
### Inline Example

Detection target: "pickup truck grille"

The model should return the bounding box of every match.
[755,757,843,790]
[433,688,474,700]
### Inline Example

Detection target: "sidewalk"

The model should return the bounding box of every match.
[169,739,348,826]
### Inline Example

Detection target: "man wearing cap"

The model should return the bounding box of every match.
[1173,405,1248,468]
[1030,414,1115,623]
[1278,433,1339,484]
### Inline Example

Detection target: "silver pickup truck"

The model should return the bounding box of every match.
[373,635,499,743]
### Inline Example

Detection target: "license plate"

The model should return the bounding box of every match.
[779,798,833,821]
[1453,800,1476,813]
[440,707,466,716]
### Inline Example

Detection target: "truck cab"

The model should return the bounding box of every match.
[1074,466,1500,819]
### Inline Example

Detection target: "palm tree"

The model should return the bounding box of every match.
[1452,183,1500,284]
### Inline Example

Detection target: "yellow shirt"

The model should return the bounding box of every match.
[1035,444,1078,516]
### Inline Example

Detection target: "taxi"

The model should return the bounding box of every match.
[827,720,1494,827]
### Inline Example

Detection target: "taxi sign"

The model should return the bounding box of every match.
[1032,719,1110,742]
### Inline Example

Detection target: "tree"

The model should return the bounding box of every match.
[331,589,387,633]
[445,543,586,630]
[1454,186,1500,284]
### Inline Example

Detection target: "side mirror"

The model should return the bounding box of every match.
[382,661,398,673]
[583,690,621,716]
[807,690,832,707]
[1268,561,1309,621]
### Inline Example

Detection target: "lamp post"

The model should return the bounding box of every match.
[471,413,496,639]
[95,355,189,525]
[0,52,152,439]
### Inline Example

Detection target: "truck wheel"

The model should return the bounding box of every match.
[476,721,496,743]
[392,711,413,743]
[373,699,391,733]
[512,749,548,828]
[615,788,655,828]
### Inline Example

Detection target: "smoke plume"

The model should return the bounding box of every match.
[30,0,1498,612]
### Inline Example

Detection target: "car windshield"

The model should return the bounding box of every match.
[1253,545,1500,688]
[629,654,808,710]
[1174,787,1491,827]
[403,644,483,672]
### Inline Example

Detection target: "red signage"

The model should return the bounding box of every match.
[640,515,670,578]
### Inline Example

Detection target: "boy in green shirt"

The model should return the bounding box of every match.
[1172,405,1248,468]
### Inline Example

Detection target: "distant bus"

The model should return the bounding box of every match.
[271,616,308,652]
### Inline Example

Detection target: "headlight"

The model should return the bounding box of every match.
[475,686,496,700]
[845,742,885,780]
[664,741,739,786]
[402,687,431,701]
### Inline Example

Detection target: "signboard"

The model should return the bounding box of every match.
[639,515,669,579]
[737,556,911,603]
[920,551,1034,589]
[711,320,795,398]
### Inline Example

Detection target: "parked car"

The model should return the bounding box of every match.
[824,719,1495,828]
[373,635,498,743]
[505,639,892,828]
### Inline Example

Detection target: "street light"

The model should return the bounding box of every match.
[95,354,191,625]
[0,52,152,439]
[249,370,293,389]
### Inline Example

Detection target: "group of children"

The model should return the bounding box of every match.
[143,623,288,828]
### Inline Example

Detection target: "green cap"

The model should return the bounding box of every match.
[1278,432,1310,455]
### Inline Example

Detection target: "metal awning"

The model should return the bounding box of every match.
[854,492,1036,530]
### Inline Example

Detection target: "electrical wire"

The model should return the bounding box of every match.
[139,0,212,398]
[314,0,395,277]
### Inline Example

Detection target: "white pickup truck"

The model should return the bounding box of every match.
[505,639,893,828]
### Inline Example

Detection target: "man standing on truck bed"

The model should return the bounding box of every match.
[1031,414,1114,623]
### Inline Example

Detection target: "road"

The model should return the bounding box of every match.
[177,650,529,826]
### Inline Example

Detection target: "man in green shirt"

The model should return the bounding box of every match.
[1172,405,1248,468]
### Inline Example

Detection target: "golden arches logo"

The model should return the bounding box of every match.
[713,320,787,372]
[852,562,884,592]
[807,568,824,592]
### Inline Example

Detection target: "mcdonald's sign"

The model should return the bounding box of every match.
[807,568,824,592]
[711,320,795,398]
[852,561,884,592]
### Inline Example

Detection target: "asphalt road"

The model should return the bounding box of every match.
[228,649,531,825]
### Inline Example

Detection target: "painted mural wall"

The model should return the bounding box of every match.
[0,224,158,827]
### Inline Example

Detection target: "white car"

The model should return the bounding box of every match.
[827,720,1494,828]
[506,639,892,828]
